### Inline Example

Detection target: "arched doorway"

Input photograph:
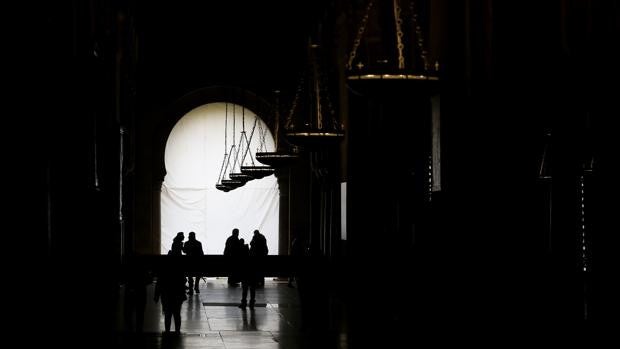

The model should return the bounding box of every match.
[160,102,279,254]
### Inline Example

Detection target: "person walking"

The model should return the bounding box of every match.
[250,229,268,287]
[183,231,204,295]
[224,228,241,285]
[237,239,257,309]
[154,252,188,335]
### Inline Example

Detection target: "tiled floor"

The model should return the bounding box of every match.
[116,277,342,348]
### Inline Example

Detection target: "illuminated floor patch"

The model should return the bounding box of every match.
[203,302,267,307]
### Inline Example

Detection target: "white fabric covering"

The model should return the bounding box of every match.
[161,102,279,255]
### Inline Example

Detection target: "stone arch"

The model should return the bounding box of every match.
[149,86,289,255]
[153,86,274,183]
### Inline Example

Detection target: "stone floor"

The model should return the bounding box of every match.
[116,277,345,349]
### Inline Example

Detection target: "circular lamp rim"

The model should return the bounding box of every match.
[346,73,439,81]
[229,172,254,182]
[285,131,344,138]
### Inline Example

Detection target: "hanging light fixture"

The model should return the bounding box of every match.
[237,109,276,180]
[216,101,246,192]
[255,90,300,167]
[215,102,232,191]
[284,43,345,148]
[227,103,256,184]
[240,165,275,179]
[232,93,276,179]
[238,116,276,179]
[345,0,439,83]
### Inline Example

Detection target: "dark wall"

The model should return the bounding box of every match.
[9,0,618,345]
[335,0,619,336]
[10,1,131,347]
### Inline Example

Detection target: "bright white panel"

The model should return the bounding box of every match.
[161,103,279,255]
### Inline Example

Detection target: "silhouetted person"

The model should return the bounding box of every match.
[224,228,240,255]
[224,228,241,285]
[170,232,185,255]
[238,238,257,309]
[250,229,268,256]
[250,229,268,287]
[183,231,204,295]
[154,252,188,335]
[169,233,188,292]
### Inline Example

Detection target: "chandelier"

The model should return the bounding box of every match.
[346,0,439,82]
[284,43,345,148]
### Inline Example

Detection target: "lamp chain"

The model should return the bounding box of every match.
[286,76,304,130]
[346,0,374,70]
[409,0,429,71]
[393,0,405,69]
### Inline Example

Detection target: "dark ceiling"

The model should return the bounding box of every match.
[136,0,328,101]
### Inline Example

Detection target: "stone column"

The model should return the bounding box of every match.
[276,169,290,255]
[152,180,162,255]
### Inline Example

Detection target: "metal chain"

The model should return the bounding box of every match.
[241,118,258,166]
[409,0,429,71]
[256,115,266,152]
[273,90,280,149]
[393,0,406,69]
[232,103,236,149]
[346,0,374,70]
[286,75,304,130]
[217,102,229,185]
[319,73,338,130]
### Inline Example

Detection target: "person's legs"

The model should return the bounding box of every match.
[187,276,194,295]
[239,282,248,308]
[249,284,256,308]
[173,306,182,333]
[194,276,200,293]
[164,311,172,333]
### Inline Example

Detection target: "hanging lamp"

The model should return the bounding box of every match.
[227,102,256,184]
[240,165,275,179]
[216,102,236,191]
[237,115,275,180]
[284,43,345,148]
[255,90,300,167]
[345,0,439,86]
[232,95,276,179]
[216,100,248,191]
[239,117,276,179]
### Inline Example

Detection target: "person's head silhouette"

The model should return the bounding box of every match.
[232,228,239,237]
[188,231,196,240]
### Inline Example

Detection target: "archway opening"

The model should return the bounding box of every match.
[160,102,279,255]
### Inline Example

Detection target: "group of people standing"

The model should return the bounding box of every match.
[224,228,269,308]
[154,231,204,334]
[168,231,204,294]
[154,228,269,334]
